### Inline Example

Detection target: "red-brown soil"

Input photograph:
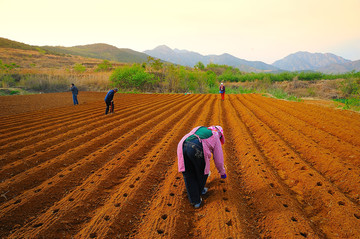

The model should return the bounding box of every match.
[1,92,360,238]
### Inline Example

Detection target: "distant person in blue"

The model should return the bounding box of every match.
[70,83,79,105]
[105,88,118,115]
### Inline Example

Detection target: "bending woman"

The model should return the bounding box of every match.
[177,126,227,208]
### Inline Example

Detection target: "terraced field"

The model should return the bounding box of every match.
[1,92,360,238]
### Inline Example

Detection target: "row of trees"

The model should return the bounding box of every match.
[2,56,360,96]
[109,58,360,93]
[110,57,221,93]
[110,63,216,93]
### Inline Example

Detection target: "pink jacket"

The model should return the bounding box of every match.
[177,126,226,175]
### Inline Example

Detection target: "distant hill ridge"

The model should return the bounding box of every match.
[272,51,351,72]
[1,37,359,73]
[144,45,279,72]
[0,37,149,64]
[42,43,149,63]
[0,37,59,55]
[145,45,360,73]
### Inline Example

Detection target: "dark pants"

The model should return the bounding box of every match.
[72,94,78,105]
[105,101,112,114]
[182,138,208,205]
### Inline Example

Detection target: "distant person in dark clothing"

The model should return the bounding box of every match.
[70,83,79,105]
[219,83,225,101]
[105,88,118,114]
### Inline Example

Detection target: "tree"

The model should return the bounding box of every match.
[73,63,86,73]
[95,60,113,72]
[147,56,163,71]
[206,71,217,88]
[110,64,155,91]
[194,61,205,70]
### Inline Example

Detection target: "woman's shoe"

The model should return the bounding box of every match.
[194,198,202,208]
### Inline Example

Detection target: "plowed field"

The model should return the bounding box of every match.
[1,92,360,239]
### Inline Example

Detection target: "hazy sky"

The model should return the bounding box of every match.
[1,0,360,64]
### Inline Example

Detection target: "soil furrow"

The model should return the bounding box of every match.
[0,95,181,173]
[252,94,360,146]
[0,107,82,128]
[124,95,216,238]
[0,93,151,135]
[245,94,360,167]
[0,105,102,136]
[1,92,360,238]
[8,94,205,239]
[233,94,360,238]
[0,94,196,202]
[224,95,322,238]
[0,95,202,238]
[130,95,219,238]
[0,95,175,147]
[70,95,210,238]
[261,94,360,128]
[189,96,255,238]
[251,95,360,147]
[240,95,360,204]
[0,92,136,125]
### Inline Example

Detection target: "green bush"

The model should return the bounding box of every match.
[339,78,359,97]
[147,56,163,71]
[194,61,205,70]
[95,60,112,72]
[298,71,323,81]
[268,88,288,99]
[10,90,20,95]
[208,85,255,94]
[219,71,360,83]
[73,63,86,73]
[0,75,16,87]
[110,64,155,91]
[333,97,360,110]
[206,71,217,88]
[268,88,301,101]
[307,87,316,97]
[0,88,20,95]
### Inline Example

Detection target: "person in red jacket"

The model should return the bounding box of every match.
[219,83,225,101]
[177,126,227,208]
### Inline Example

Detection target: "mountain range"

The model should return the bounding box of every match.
[1,37,360,73]
[272,51,354,73]
[144,45,278,72]
[145,45,360,73]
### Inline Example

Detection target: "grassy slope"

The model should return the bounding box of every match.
[42,43,149,63]
[0,37,149,64]
[0,37,60,55]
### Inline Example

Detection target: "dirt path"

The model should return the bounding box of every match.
[1,92,360,238]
